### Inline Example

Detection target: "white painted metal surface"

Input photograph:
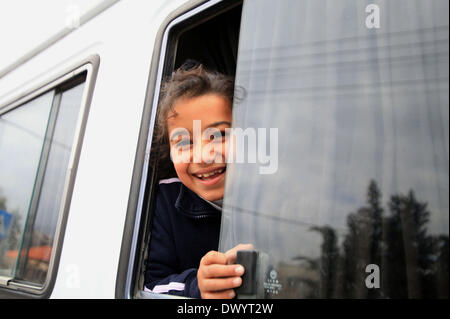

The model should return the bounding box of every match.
[0,0,186,298]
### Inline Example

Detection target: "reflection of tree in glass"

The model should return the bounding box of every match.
[0,194,5,210]
[307,180,448,299]
[341,180,383,298]
[383,190,448,298]
[310,225,339,298]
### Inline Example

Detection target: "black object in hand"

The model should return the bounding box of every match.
[235,250,258,295]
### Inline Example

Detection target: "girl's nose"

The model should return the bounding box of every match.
[201,143,217,164]
[193,139,221,164]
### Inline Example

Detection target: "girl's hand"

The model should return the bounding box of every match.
[197,244,253,299]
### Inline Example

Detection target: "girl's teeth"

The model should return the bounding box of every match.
[196,168,224,179]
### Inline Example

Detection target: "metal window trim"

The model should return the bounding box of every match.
[0,54,100,298]
[13,91,62,280]
[1,64,88,115]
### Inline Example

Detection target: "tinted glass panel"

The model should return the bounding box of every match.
[220,0,449,298]
[16,83,85,284]
[0,92,54,277]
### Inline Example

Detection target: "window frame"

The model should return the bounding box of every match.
[115,0,242,299]
[0,55,100,298]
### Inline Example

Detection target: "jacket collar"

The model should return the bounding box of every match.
[175,183,221,218]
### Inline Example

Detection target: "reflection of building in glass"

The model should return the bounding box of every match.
[274,261,320,299]
[5,245,51,282]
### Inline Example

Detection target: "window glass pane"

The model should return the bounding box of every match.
[16,82,85,285]
[0,91,54,277]
[221,0,449,298]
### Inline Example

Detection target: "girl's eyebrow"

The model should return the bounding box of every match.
[206,121,232,128]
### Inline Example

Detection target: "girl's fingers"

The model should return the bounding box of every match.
[198,249,247,299]
[201,250,228,266]
[200,263,244,279]
[202,289,236,299]
[201,276,242,292]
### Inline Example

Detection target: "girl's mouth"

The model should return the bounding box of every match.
[192,167,226,186]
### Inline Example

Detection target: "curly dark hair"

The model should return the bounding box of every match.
[153,63,235,179]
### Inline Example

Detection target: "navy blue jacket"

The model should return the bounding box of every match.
[144,178,221,298]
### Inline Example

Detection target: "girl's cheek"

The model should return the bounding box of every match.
[170,145,192,164]
[173,162,191,180]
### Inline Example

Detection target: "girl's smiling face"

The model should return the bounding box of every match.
[167,93,232,201]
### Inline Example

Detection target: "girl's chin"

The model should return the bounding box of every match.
[194,185,224,202]
[201,192,224,202]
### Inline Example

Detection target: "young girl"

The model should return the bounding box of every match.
[144,63,251,299]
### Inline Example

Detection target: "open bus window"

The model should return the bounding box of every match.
[219,0,449,299]
[137,1,243,298]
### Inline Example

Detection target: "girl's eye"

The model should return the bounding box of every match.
[176,139,192,148]
[211,130,228,141]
